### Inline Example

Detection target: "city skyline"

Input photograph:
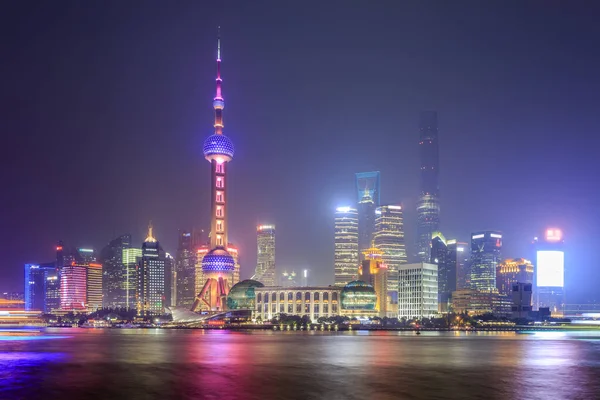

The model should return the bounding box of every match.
[3,2,600,302]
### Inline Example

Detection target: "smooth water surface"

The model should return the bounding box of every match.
[1,329,600,399]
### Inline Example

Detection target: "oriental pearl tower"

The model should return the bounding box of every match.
[192,30,236,312]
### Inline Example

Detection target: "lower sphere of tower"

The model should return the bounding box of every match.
[203,134,234,161]
[202,248,235,273]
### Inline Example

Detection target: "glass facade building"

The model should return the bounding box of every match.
[123,247,142,309]
[469,231,502,292]
[373,205,406,315]
[534,229,565,315]
[175,231,196,307]
[137,226,166,316]
[24,263,56,312]
[355,172,379,261]
[60,263,87,311]
[253,225,276,286]
[416,111,441,262]
[100,234,132,308]
[334,207,359,287]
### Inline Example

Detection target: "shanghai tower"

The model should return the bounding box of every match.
[416,111,441,262]
[192,30,236,312]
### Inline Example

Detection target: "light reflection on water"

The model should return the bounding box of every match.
[0,329,599,399]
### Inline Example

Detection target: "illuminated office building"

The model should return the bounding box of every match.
[334,206,359,287]
[416,111,441,262]
[469,231,502,292]
[123,247,142,309]
[430,232,456,312]
[356,172,379,260]
[253,225,276,286]
[194,32,237,312]
[398,262,438,319]
[448,240,469,290]
[373,205,406,313]
[534,228,565,315]
[451,289,511,317]
[86,262,103,312]
[280,270,298,287]
[164,252,174,308]
[137,224,166,316]
[60,263,87,311]
[24,263,57,312]
[175,231,196,307]
[496,258,534,296]
[100,234,132,308]
[360,245,388,318]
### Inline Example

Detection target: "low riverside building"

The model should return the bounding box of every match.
[254,286,342,321]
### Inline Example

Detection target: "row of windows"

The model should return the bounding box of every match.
[256,291,339,303]
[257,303,339,314]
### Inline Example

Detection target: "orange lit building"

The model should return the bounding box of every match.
[496,258,534,296]
[360,244,388,318]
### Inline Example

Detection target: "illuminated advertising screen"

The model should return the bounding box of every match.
[536,250,564,287]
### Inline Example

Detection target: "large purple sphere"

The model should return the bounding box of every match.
[203,134,234,161]
[202,248,235,273]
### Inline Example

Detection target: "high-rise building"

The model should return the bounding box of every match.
[44,266,60,312]
[447,240,469,290]
[496,258,534,297]
[24,263,56,312]
[534,228,565,315]
[356,172,380,260]
[175,231,196,307]
[334,206,359,287]
[469,231,502,292]
[430,232,456,312]
[123,247,142,309]
[164,252,174,308]
[137,224,166,316]
[512,282,533,319]
[194,32,237,312]
[60,263,87,311]
[416,111,441,262]
[253,225,276,286]
[100,234,132,309]
[86,262,103,312]
[373,205,406,314]
[398,262,438,319]
[360,245,388,318]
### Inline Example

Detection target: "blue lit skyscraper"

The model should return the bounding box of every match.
[417,111,441,262]
[355,171,380,260]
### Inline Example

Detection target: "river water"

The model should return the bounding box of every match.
[1,328,600,399]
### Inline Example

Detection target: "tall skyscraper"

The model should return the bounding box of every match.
[496,258,534,296]
[86,262,103,312]
[356,172,380,260]
[60,263,87,311]
[469,231,502,292]
[194,32,237,312]
[100,234,132,308]
[430,232,456,311]
[24,263,56,312]
[398,262,439,319]
[534,228,565,315]
[416,111,441,262]
[447,239,469,290]
[253,225,276,286]
[175,230,196,307]
[123,247,142,309]
[334,206,359,287]
[164,252,174,308]
[137,224,166,316]
[373,204,406,313]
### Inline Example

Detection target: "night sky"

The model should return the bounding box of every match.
[2,1,599,301]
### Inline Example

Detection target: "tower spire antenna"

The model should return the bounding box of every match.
[217,25,221,61]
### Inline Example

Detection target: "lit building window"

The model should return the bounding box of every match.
[216,163,224,174]
[216,191,224,203]
[216,177,224,188]
[216,220,223,232]
[216,206,223,217]
[217,235,223,246]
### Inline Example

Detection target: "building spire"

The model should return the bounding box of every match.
[145,221,157,243]
[213,26,224,135]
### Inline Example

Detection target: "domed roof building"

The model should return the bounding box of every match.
[227,279,264,310]
[341,280,377,312]
[202,248,235,273]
